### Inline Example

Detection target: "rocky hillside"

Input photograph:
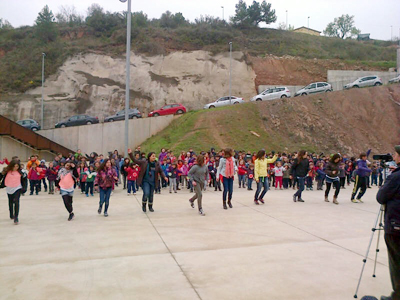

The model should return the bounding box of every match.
[0,21,397,129]
[140,85,400,155]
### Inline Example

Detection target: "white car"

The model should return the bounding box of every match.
[203,96,244,109]
[389,75,400,84]
[344,75,382,89]
[294,82,332,97]
[251,87,291,102]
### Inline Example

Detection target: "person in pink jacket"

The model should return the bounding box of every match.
[1,161,27,224]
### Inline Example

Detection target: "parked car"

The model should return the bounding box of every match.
[55,115,99,128]
[16,119,41,131]
[203,96,244,109]
[388,75,400,84]
[148,104,186,117]
[251,87,291,102]
[104,108,142,122]
[344,75,382,89]
[294,82,333,97]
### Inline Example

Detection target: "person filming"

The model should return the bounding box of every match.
[377,145,400,300]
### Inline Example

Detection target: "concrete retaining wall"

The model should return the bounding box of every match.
[38,115,177,156]
[0,136,54,162]
[327,70,397,91]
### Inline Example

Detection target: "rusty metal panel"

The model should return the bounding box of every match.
[0,115,73,157]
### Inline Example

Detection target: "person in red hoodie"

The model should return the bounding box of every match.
[28,162,41,195]
[38,160,48,192]
[237,159,247,188]
[126,163,140,195]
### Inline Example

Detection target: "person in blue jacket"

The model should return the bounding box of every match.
[351,152,372,203]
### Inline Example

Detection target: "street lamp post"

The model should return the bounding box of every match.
[41,53,45,129]
[221,6,224,21]
[391,25,393,41]
[229,42,232,105]
[286,10,288,30]
[307,16,310,28]
[120,0,131,156]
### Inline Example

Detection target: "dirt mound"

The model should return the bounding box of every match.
[250,55,389,87]
[141,85,400,155]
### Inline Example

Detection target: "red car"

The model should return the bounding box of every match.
[148,104,187,117]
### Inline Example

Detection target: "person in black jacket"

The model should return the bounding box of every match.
[128,149,168,213]
[120,158,130,190]
[324,153,341,205]
[377,145,400,300]
[290,150,309,202]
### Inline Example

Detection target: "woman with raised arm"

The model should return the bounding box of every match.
[128,149,168,213]
[253,150,278,205]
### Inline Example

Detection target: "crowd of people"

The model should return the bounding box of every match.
[1,145,399,300]
[1,146,393,224]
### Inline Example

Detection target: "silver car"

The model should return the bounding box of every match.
[388,75,400,84]
[203,96,244,109]
[251,87,291,101]
[294,82,332,97]
[344,75,382,89]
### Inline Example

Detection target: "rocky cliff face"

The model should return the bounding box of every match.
[10,50,255,128]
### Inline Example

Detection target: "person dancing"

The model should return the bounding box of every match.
[324,154,341,205]
[1,161,27,224]
[188,154,209,216]
[58,162,79,221]
[217,148,238,210]
[128,149,168,212]
[291,150,309,203]
[254,150,278,205]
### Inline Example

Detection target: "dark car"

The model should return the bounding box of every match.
[16,119,41,131]
[104,108,142,122]
[55,115,99,128]
[148,104,186,117]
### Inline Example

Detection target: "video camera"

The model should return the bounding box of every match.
[372,154,393,162]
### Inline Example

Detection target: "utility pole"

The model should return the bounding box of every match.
[286,10,288,30]
[308,16,310,28]
[221,6,224,21]
[41,53,45,129]
[229,42,232,105]
[120,0,131,156]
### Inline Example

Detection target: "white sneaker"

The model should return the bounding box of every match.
[127,193,130,196]
[133,193,136,195]
[199,209,206,216]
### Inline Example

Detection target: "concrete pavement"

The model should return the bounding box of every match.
[0,184,392,300]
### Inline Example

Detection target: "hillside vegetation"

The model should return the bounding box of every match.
[0,14,397,93]
[140,85,400,155]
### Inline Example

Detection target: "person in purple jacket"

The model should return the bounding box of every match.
[351,152,372,203]
[46,162,58,194]
[158,148,168,162]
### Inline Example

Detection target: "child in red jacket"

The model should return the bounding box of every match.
[126,163,139,195]
[238,159,247,188]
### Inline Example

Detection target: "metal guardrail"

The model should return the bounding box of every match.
[0,115,73,157]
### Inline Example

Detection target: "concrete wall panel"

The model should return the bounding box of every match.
[37,115,175,156]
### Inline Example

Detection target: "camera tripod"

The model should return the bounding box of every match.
[353,205,385,298]
[354,163,389,299]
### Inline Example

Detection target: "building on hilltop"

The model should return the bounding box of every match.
[357,33,370,41]
[293,26,321,36]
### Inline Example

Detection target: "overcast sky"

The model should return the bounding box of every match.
[1,0,399,40]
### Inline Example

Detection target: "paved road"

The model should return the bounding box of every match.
[0,184,392,299]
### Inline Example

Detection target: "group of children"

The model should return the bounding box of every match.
[0,147,389,224]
